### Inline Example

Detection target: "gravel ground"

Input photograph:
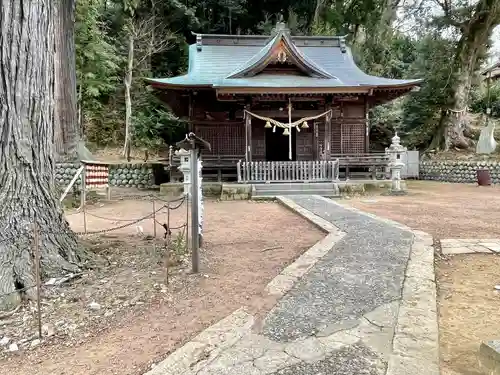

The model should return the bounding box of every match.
[0,198,323,375]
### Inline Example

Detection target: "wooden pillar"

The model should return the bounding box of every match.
[188,93,194,133]
[365,97,370,152]
[244,105,252,162]
[340,101,344,154]
[324,102,332,161]
[313,121,319,160]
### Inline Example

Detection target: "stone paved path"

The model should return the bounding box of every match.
[145,196,439,375]
[440,238,500,254]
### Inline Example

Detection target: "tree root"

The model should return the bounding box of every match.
[0,305,20,319]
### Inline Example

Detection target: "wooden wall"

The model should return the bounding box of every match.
[296,126,314,160]
[194,123,245,157]
[192,98,369,160]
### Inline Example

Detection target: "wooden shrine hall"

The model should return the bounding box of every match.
[147,22,422,183]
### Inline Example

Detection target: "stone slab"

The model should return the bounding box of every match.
[479,340,500,375]
[479,243,500,252]
[439,239,500,254]
[263,195,413,343]
[143,195,438,375]
[442,246,476,255]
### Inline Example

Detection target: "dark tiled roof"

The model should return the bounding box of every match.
[147,29,422,91]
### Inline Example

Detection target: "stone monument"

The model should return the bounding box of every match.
[385,132,407,195]
[476,116,497,154]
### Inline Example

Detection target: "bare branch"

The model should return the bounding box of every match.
[126,12,175,70]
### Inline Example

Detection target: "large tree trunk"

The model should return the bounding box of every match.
[0,0,85,310]
[312,0,326,26]
[123,33,134,162]
[431,37,482,150]
[54,0,80,161]
[431,3,500,150]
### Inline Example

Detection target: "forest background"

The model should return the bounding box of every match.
[77,0,500,156]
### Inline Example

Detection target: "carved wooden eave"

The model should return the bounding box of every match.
[226,24,335,80]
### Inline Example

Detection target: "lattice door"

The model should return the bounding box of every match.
[341,123,365,154]
[195,123,245,156]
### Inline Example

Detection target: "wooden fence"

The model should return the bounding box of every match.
[237,160,340,183]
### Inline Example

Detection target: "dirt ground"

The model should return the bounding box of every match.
[348,181,500,375]
[349,180,500,238]
[0,198,323,375]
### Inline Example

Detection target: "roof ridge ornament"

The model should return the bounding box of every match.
[226,22,335,79]
[271,14,290,36]
[196,34,202,51]
[339,36,346,53]
[272,22,289,34]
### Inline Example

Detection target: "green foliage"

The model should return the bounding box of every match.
[76,0,197,149]
[74,0,500,153]
[132,91,187,148]
[368,101,404,150]
[401,35,457,149]
[470,82,500,118]
[76,0,122,125]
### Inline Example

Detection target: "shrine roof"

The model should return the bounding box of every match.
[482,61,500,80]
[146,24,422,93]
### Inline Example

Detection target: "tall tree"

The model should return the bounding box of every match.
[430,0,500,150]
[54,0,80,160]
[121,0,172,161]
[0,0,86,310]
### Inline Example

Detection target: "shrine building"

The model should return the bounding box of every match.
[147,22,421,182]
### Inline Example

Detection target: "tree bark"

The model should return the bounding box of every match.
[123,32,134,162]
[54,0,80,161]
[312,0,326,26]
[432,3,500,150]
[0,0,85,310]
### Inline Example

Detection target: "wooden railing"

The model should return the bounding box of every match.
[237,160,340,183]
[331,152,391,180]
[332,152,390,166]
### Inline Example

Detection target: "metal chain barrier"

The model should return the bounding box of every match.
[0,195,188,244]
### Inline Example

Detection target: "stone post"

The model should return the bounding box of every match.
[385,132,407,195]
[176,148,191,196]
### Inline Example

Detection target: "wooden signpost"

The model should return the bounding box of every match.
[176,133,211,273]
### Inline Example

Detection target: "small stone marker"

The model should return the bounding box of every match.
[89,301,101,311]
[42,322,56,337]
[30,339,41,348]
[479,340,500,375]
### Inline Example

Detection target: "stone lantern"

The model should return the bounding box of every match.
[385,132,407,195]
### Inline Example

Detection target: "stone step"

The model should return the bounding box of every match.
[252,190,340,198]
[252,182,340,198]
[253,183,336,191]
